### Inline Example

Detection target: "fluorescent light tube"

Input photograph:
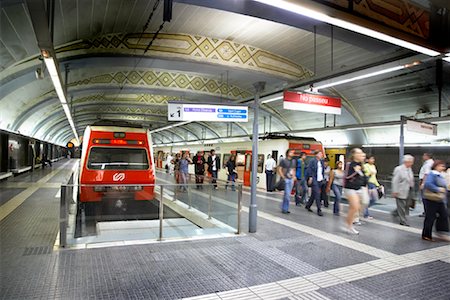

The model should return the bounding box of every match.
[253,0,441,56]
[261,95,283,104]
[44,57,67,104]
[315,65,405,89]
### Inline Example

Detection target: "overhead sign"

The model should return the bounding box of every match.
[168,103,248,122]
[283,91,342,115]
[406,119,437,136]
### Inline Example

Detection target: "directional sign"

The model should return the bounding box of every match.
[283,91,342,115]
[168,103,248,122]
[406,119,437,136]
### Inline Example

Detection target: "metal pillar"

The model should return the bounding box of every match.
[249,81,265,233]
[399,116,406,165]
[436,59,443,117]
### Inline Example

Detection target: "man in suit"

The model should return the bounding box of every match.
[392,154,415,226]
[207,149,220,189]
[305,150,325,216]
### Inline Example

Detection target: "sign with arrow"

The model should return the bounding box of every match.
[168,103,248,122]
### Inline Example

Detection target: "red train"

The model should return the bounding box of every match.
[79,123,155,218]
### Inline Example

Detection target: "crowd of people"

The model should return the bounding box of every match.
[164,149,237,191]
[269,149,450,239]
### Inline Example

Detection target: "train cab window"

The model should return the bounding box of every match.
[87,147,149,170]
[257,154,264,173]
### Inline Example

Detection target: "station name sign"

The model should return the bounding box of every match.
[406,119,437,136]
[283,90,342,115]
[168,103,248,122]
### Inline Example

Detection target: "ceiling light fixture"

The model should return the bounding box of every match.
[261,95,283,104]
[150,121,192,133]
[253,0,441,56]
[43,54,79,142]
[314,65,405,90]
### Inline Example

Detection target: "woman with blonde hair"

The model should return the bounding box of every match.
[343,148,366,235]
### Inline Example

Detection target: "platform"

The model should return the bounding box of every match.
[0,160,449,300]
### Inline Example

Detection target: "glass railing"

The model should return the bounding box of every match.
[59,181,242,248]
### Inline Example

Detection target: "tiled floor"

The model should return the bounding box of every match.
[0,162,449,300]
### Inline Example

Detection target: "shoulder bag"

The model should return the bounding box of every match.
[423,189,445,202]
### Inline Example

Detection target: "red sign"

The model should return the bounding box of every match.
[283,91,342,115]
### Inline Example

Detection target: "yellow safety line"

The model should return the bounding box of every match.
[0,160,73,222]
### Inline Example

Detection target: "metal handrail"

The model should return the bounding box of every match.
[59,180,242,247]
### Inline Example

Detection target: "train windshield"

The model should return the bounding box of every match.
[87,147,149,170]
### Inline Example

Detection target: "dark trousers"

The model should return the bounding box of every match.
[306,181,323,212]
[320,180,329,207]
[266,171,274,191]
[211,170,218,187]
[195,172,204,188]
[422,199,449,238]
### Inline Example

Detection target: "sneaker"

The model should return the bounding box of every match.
[282,211,291,214]
[348,227,360,235]
[353,221,362,226]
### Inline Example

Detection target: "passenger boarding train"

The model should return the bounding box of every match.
[153,134,326,190]
[79,122,155,218]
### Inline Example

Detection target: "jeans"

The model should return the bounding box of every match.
[211,170,218,188]
[226,173,236,191]
[306,181,323,211]
[331,184,343,214]
[364,183,379,217]
[266,171,274,191]
[180,172,188,191]
[422,199,449,238]
[282,178,294,212]
[295,179,307,205]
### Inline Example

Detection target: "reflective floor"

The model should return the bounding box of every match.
[0,160,449,300]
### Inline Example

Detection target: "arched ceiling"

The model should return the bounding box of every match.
[0,0,449,146]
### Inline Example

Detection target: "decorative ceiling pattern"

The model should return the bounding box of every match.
[56,33,313,80]
[322,0,430,39]
[67,69,253,99]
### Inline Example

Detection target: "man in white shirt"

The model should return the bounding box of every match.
[418,153,434,215]
[207,149,220,189]
[265,154,276,192]
[166,153,173,174]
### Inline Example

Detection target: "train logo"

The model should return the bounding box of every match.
[112,173,125,181]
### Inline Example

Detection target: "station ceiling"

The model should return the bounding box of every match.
[0,0,449,146]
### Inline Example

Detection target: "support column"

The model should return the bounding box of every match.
[249,81,265,233]
[399,115,406,165]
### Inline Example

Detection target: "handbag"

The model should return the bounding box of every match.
[423,189,445,202]
[276,178,286,191]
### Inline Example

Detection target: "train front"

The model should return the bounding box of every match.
[79,126,155,219]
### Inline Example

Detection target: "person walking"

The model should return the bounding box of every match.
[422,160,449,241]
[193,151,206,189]
[165,153,174,174]
[207,149,220,189]
[265,154,277,192]
[419,153,434,216]
[326,160,344,216]
[321,158,331,208]
[363,155,380,219]
[225,154,237,191]
[343,148,366,234]
[295,152,308,206]
[277,149,296,214]
[179,152,192,192]
[305,150,325,216]
[392,155,415,226]
[173,153,181,184]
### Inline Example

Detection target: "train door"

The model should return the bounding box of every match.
[325,148,346,169]
[243,150,252,187]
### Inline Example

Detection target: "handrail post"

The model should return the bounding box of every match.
[208,184,212,220]
[159,186,164,241]
[59,185,67,248]
[237,183,242,234]
[188,185,192,209]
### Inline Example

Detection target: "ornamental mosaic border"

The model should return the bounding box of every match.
[67,69,253,99]
[56,33,313,80]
